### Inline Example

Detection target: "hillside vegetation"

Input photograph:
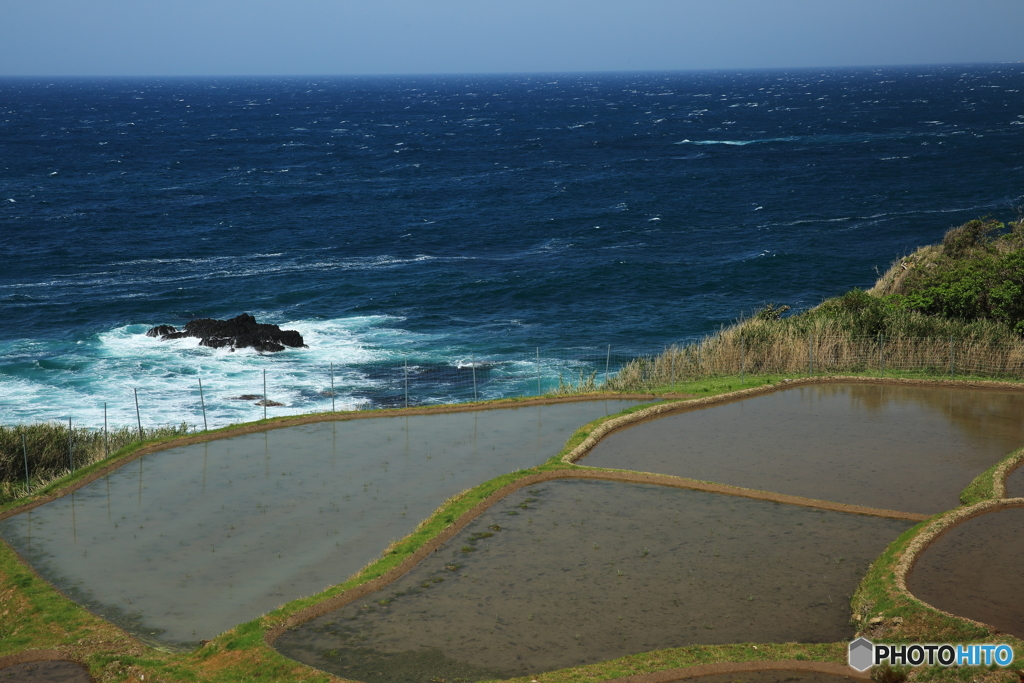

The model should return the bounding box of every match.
[870,217,1024,332]
[605,217,1024,390]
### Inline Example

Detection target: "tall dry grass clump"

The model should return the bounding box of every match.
[604,319,1024,392]
[603,215,1024,393]
[0,422,190,503]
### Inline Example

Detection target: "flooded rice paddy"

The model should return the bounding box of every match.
[0,661,91,683]
[907,506,1024,638]
[275,479,912,681]
[1005,462,1024,499]
[582,384,1024,514]
[0,400,643,647]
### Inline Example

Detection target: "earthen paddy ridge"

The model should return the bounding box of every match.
[1,377,1023,683]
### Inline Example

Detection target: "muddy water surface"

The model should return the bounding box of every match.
[583,384,1024,514]
[275,479,912,681]
[907,506,1024,638]
[0,400,643,647]
[1005,463,1024,499]
[0,661,90,683]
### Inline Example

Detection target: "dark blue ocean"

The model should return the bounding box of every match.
[2,65,1023,427]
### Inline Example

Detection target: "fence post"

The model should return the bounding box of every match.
[880,335,885,376]
[198,378,208,431]
[471,354,478,401]
[103,402,108,456]
[671,348,676,389]
[263,369,268,421]
[134,388,143,440]
[740,338,745,383]
[808,333,813,376]
[68,417,74,473]
[949,336,955,377]
[404,357,409,408]
[23,432,30,494]
[329,363,335,412]
[605,344,611,384]
[536,347,542,396]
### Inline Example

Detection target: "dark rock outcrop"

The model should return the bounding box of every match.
[145,314,306,353]
[146,325,177,338]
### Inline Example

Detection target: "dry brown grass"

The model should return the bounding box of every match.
[0,422,191,503]
[603,320,1024,392]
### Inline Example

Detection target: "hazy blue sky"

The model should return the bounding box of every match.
[2,0,1023,77]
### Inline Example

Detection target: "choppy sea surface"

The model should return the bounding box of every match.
[2,65,1023,428]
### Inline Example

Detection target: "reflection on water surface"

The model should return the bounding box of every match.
[277,479,912,681]
[0,400,643,647]
[1005,462,1024,499]
[908,506,1024,638]
[583,384,1024,514]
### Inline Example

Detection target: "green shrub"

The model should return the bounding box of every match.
[900,219,1024,334]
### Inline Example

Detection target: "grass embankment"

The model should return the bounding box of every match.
[847,442,1024,683]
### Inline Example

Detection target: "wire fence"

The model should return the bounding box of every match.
[608,333,1024,390]
[0,344,647,498]
[4,334,1024,500]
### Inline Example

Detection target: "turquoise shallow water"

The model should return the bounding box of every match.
[0,399,643,647]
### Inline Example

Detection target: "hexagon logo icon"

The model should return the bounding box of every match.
[849,637,874,672]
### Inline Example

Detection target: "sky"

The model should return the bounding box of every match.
[2,0,1023,77]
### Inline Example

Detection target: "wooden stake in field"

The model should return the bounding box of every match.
[605,344,611,384]
[949,336,955,377]
[536,347,541,396]
[808,333,814,376]
[740,338,745,383]
[670,348,676,389]
[198,377,208,431]
[22,431,30,494]
[134,388,143,440]
[471,354,478,401]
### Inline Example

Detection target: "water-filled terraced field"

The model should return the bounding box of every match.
[0,661,90,683]
[275,479,912,681]
[3,381,1024,683]
[907,506,1024,639]
[580,384,1024,514]
[1006,462,1024,499]
[0,400,644,647]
